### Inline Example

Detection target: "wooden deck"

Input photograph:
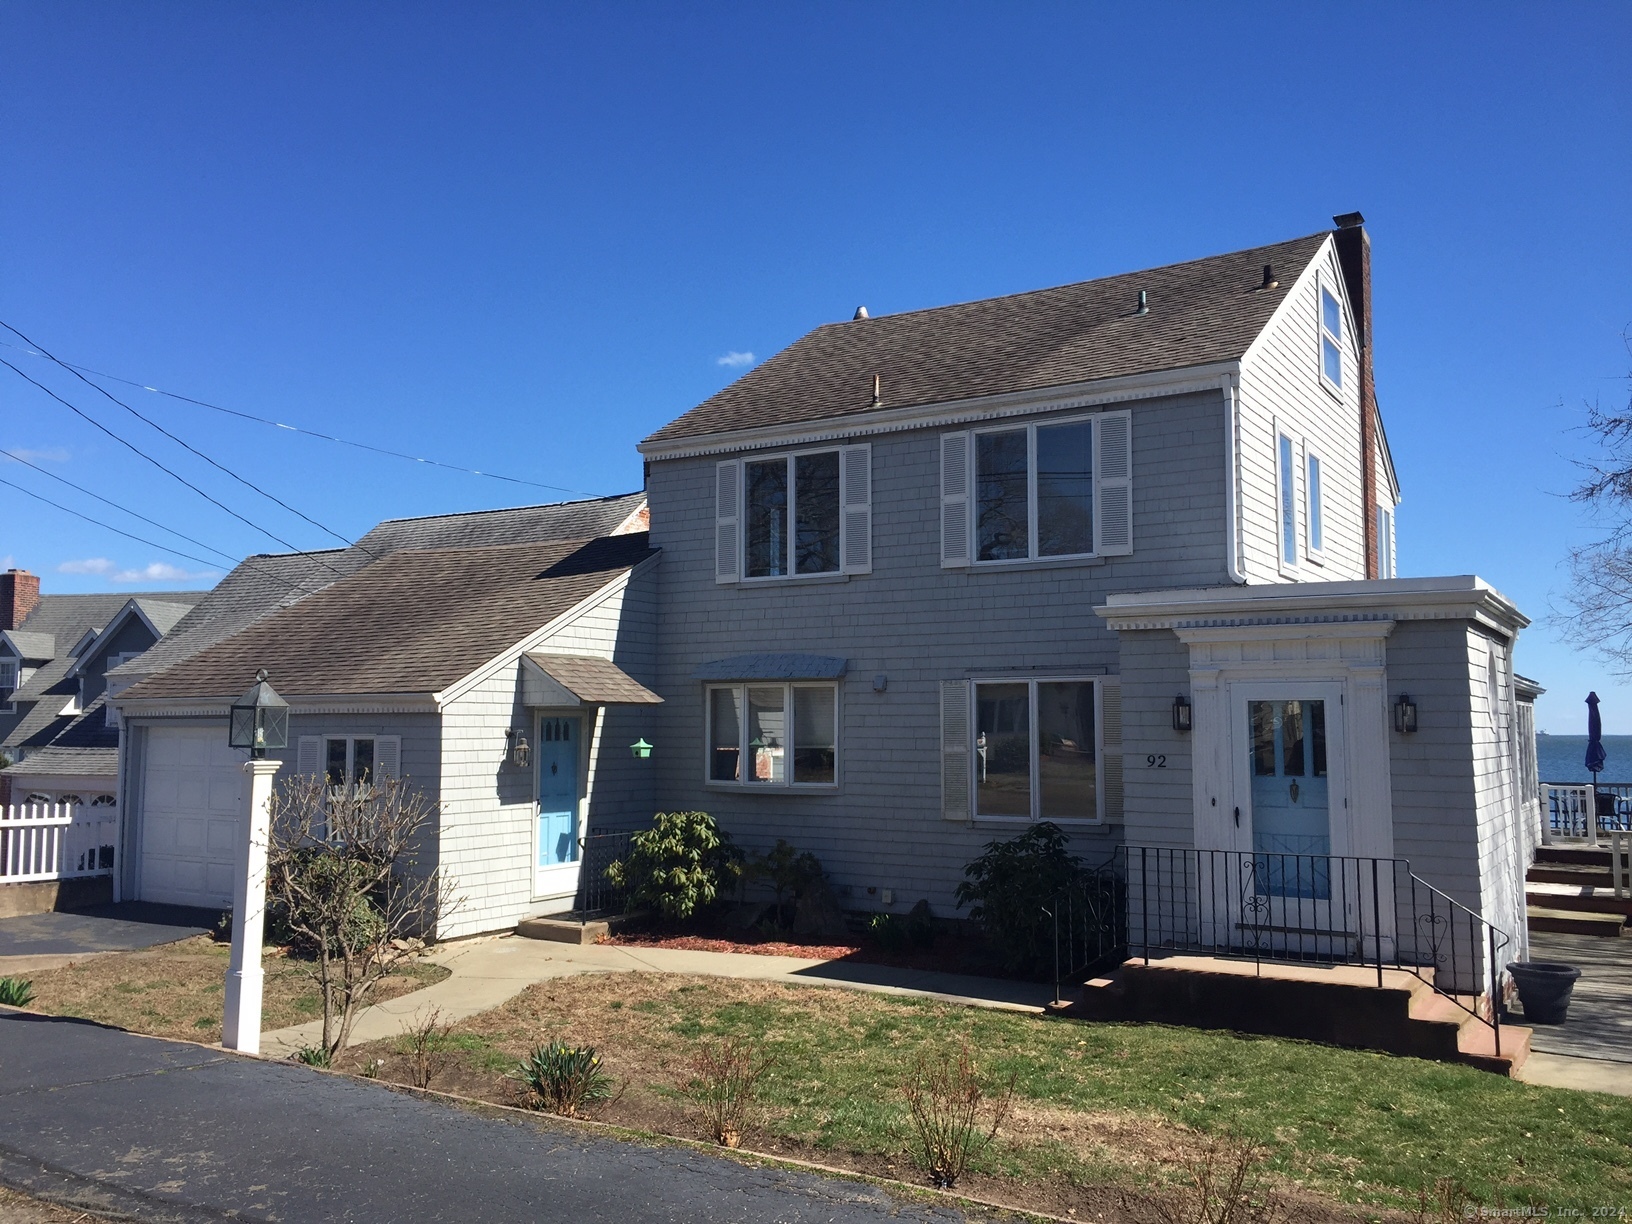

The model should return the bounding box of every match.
[1518,931,1632,1064]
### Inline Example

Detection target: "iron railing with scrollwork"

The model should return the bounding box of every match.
[1049,846,1512,1056]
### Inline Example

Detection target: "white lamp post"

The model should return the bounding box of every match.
[223,670,288,1055]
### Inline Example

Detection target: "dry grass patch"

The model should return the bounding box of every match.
[23,935,448,1043]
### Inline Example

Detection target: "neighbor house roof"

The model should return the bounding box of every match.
[110,493,649,686]
[642,232,1331,447]
[4,744,119,780]
[3,631,56,661]
[122,533,657,701]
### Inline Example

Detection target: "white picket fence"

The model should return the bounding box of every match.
[0,802,118,884]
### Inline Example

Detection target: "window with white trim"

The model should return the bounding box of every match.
[972,677,1105,822]
[0,657,15,712]
[1278,431,1299,568]
[1377,506,1396,578]
[1320,282,1343,391]
[940,409,1132,567]
[715,446,871,582]
[295,734,401,786]
[1305,448,1324,560]
[706,682,837,787]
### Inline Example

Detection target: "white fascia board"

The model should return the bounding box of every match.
[434,554,657,707]
[637,362,1241,461]
[1094,574,1528,635]
[1239,234,1337,370]
[115,693,437,719]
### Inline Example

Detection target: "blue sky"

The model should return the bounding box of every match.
[1,4,1629,733]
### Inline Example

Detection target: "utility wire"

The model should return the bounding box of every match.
[0,356,355,582]
[0,457,344,604]
[0,472,242,577]
[0,320,372,555]
[0,336,588,496]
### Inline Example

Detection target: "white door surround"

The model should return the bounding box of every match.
[1177,621,1395,865]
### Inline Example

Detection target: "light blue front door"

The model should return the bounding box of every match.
[537,717,581,882]
[1248,699,1331,900]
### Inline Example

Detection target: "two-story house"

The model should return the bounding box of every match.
[637,214,1534,976]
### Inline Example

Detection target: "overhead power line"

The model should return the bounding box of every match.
[0,356,355,582]
[0,320,368,556]
[0,337,588,496]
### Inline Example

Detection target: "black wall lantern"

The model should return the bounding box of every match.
[229,669,289,759]
[1172,694,1192,732]
[506,729,531,768]
[1393,694,1418,734]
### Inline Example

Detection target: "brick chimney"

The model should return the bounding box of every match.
[0,569,41,630]
[1331,212,1381,580]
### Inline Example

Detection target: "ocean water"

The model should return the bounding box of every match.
[1535,734,1632,783]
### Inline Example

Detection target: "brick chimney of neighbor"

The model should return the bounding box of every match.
[0,569,41,630]
[1331,212,1380,580]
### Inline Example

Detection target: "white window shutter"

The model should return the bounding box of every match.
[375,735,402,780]
[940,432,971,567]
[1098,678,1123,822]
[295,736,321,776]
[714,460,740,583]
[940,679,972,822]
[839,444,872,574]
[1094,410,1133,556]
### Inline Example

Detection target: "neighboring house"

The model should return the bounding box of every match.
[636,214,1535,968]
[113,496,657,933]
[0,569,203,806]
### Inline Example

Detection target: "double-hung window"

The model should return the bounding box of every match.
[707,682,838,787]
[0,658,15,712]
[715,446,872,582]
[1320,281,1343,392]
[295,734,401,788]
[940,409,1132,567]
[969,677,1108,823]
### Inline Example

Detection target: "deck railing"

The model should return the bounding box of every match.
[1048,845,1511,1055]
[1541,781,1632,844]
[0,802,118,884]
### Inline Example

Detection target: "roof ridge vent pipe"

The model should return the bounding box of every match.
[1135,289,1149,315]
[1259,264,1278,290]
[853,306,869,320]
[870,374,882,408]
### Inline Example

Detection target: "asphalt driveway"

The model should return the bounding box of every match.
[0,1011,971,1223]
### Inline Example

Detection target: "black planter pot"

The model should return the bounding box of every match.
[1507,961,1582,1025]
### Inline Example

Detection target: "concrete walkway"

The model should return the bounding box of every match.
[262,936,1056,1057]
[0,1010,971,1224]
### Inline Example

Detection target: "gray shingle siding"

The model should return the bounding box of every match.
[648,391,1229,911]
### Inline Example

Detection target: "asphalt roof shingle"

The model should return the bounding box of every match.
[643,233,1331,447]
[123,533,656,701]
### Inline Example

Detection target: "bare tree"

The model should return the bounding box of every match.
[266,773,457,1058]
[1561,342,1632,669]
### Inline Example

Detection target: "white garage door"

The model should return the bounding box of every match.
[139,725,244,909]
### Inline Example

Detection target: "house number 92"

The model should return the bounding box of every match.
[1145,754,1167,768]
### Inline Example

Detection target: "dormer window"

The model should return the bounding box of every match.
[0,658,15,712]
[1320,283,1343,391]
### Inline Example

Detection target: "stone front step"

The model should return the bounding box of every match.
[1526,905,1628,937]
[1062,955,1527,1076]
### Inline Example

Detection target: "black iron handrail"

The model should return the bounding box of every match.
[1049,846,1512,1056]
[570,826,643,917]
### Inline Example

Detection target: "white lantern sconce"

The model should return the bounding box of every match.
[506,728,531,768]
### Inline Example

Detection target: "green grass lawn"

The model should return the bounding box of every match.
[341,973,1632,1214]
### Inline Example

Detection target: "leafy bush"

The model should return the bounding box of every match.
[868,900,937,953]
[955,822,1082,975]
[901,1042,1015,1188]
[605,811,743,924]
[516,1041,613,1117]
[0,976,35,1007]
[747,839,826,931]
[685,1037,774,1148]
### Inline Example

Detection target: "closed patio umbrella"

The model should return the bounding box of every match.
[1586,692,1608,841]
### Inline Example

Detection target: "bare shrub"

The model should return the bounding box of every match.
[1410,1177,1472,1224]
[266,773,460,1059]
[1141,1133,1286,1224]
[685,1037,774,1148]
[900,1042,1016,1188]
[402,1008,454,1090]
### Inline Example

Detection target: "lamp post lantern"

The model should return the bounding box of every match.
[223,670,287,1055]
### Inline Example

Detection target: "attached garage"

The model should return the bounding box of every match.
[135,724,243,909]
